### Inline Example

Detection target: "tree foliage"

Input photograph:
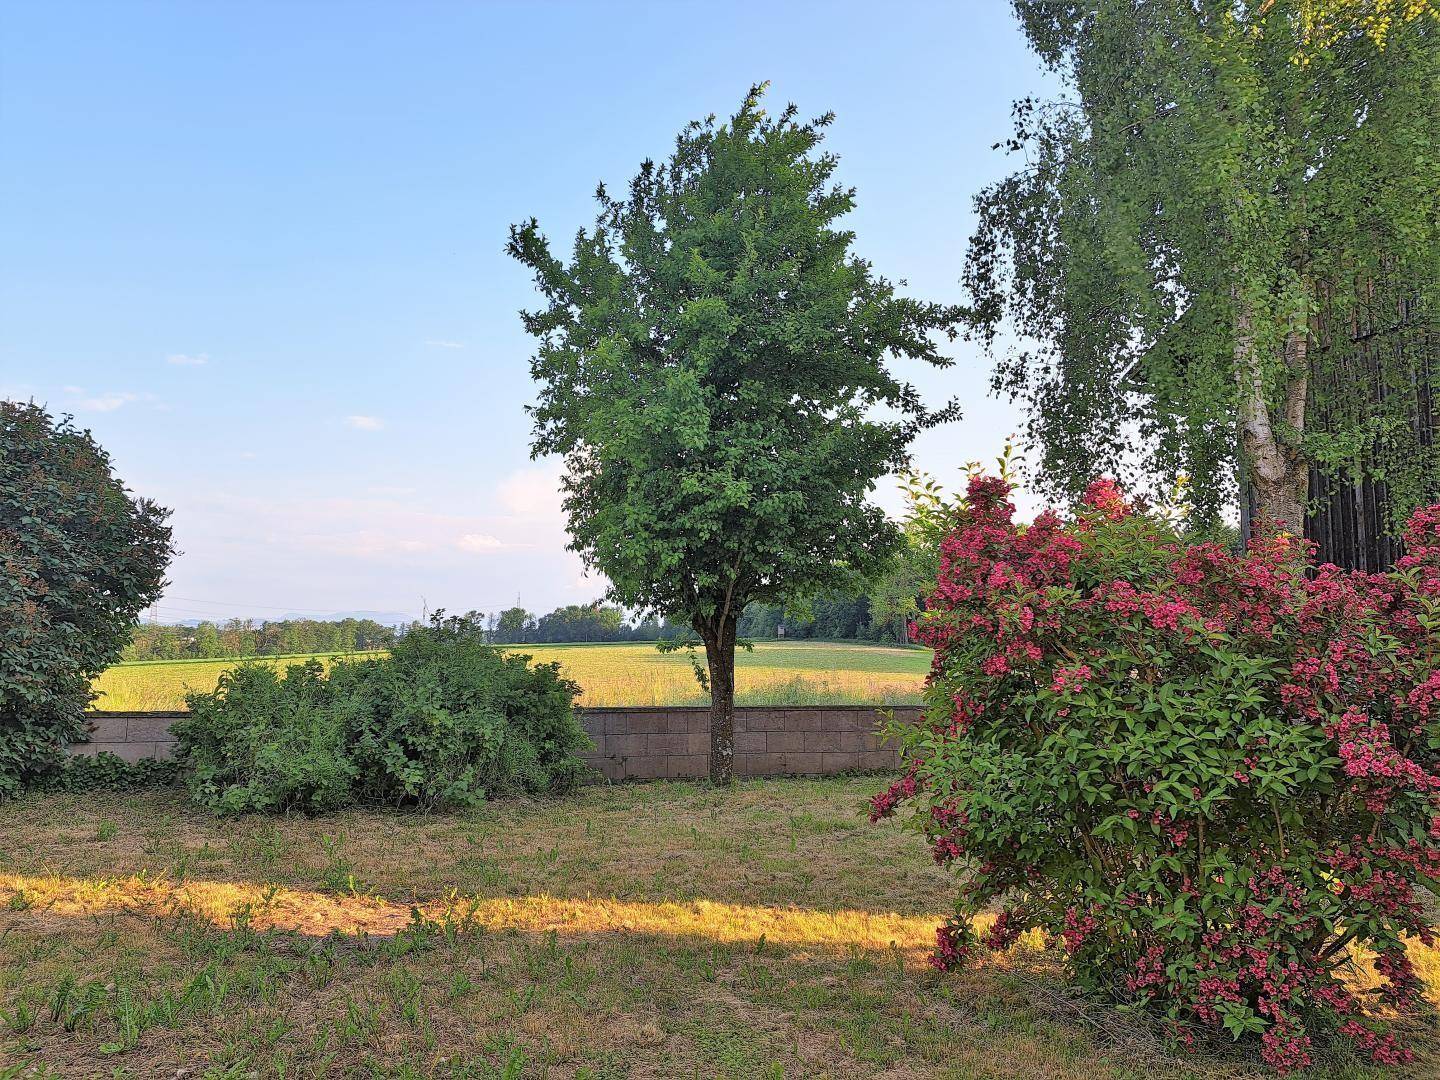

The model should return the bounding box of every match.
[508,85,962,781]
[967,0,1439,535]
[1,401,172,796]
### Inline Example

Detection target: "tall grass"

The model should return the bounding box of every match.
[91,642,929,711]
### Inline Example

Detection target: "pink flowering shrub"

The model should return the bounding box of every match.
[876,476,1440,1071]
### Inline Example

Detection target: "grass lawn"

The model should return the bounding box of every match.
[92,641,933,711]
[2,779,1434,1078]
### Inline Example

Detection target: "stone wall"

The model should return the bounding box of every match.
[72,711,189,763]
[577,705,913,780]
[71,705,913,781]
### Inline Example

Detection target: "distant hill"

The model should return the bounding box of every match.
[286,610,413,626]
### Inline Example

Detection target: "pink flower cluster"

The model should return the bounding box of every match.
[1060,906,1099,951]
[1049,663,1093,695]
[877,472,1440,1071]
[868,766,918,822]
[930,917,973,971]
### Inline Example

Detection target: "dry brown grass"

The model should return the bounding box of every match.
[0,779,1434,1079]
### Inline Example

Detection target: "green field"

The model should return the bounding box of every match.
[92,640,932,711]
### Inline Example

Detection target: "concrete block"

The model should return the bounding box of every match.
[124,715,180,742]
[862,750,902,771]
[801,710,835,731]
[745,753,783,776]
[666,755,708,779]
[603,712,634,735]
[624,756,668,780]
[774,752,823,775]
[577,713,606,737]
[606,734,648,758]
[839,710,872,731]
[734,731,766,754]
[117,742,163,763]
[586,757,624,782]
[665,711,702,733]
[646,733,690,754]
[765,730,806,753]
[84,714,131,742]
[619,711,665,734]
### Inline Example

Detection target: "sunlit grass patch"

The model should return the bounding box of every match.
[0,873,946,953]
[1,779,1433,1078]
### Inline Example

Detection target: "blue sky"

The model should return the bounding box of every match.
[2,1,1053,622]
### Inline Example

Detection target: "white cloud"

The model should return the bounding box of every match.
[456,533,504,553]
[64,388,154,413]
[167,352,209,366]
[497,460,566,520]
[424,340,465,349]
[344,415,385,431]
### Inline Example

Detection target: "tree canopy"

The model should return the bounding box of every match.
[1,401,172,795]
[509,85,962,781]
[966,0,1439,538]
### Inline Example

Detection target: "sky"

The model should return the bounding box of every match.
[1,1,1055,624]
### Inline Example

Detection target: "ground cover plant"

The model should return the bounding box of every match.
[2,778,1434,1078]
[877,476,1440,1071]
[91,641,932,712]
[173,614,590,813]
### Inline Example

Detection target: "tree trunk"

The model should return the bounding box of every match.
[698,614,737,786]
[1234,293,1310,538]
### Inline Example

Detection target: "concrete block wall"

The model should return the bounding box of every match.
[576,705,914,780]
[71,705,915,780]
[71,711,189,763]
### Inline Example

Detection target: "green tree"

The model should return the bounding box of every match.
[492,606,534,645]
[193,621,221,658]
[509,86,962,783]
[1,402,172,794]
[966,1,1439,535]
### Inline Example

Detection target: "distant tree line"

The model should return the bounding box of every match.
[485,604,672,644]
[122,618,399,661]
[122,595,915,661]
[736,590,909,645]
[488,594,910,646]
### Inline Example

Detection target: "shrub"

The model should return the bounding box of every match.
[174,661,359,814]
[342,613,591,806]
[0,402,172,797]
[876,475,1440,1070]
[42,752,180,792]
[174,614,591,813]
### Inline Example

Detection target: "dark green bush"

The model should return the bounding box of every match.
[174,614,590,813]
[0,402,172,797]
[174,661,358,814]
[42,752,180,792]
